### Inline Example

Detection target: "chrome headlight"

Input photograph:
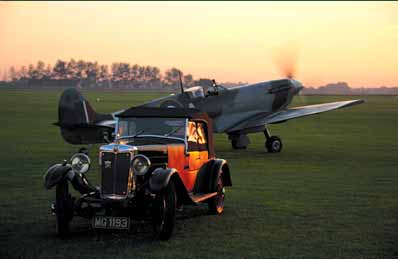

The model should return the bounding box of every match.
[70,153,90,174]
[131,155,151,175]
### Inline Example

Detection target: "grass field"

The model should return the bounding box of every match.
[0,89,397,259]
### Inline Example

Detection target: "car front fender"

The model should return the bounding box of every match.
[43,164,72,190]
[149,167,178,192]
[149,167,193,204]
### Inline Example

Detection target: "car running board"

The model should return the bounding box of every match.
[190,192,217,203]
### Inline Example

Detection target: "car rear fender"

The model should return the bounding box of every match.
[209,159,232,192]
[194,159,232,194]
[149,167,194,205]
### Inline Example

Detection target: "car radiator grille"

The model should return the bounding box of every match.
[101,152,131,197]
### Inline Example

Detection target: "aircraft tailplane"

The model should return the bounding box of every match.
[55,88,114,145]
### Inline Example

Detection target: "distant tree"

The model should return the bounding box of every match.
[130,64,140,82]
[76,60,87,79]
[9,66,18,81]
[36,61,46,79]
[66,59,78,80]
[27,64,37,79]
[20,66,28,79]
[98,64,109,82]
[183,74,194,87]
[53,60,67,80]
[151,66,161,81]
[119,63,130,82]
[44,64,52,79]
[85,61,100,87]
[143,66,150,81]
[5,59,202,89]
[163,67,182,88]
[111,63,121,82]
[138,65,146,83]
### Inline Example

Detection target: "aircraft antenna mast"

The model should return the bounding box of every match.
[178,70,184,94]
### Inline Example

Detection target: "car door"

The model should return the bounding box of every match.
[187,121,201,171]
[182,121,208,191]
[196,121,209,163]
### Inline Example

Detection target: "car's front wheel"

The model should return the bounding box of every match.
[208,174,225,215]
[55,180,74,237]
[152,181,176,240]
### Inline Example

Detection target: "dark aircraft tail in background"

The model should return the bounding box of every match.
[54,88,116,145]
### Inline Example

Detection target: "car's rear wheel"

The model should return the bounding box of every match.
[152,181,176,240]
[208,174,225,215]
[55,180,73,237]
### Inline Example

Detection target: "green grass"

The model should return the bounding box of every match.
[0,89,397,259]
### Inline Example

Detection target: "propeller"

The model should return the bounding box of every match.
[273,42,298,79]
[273,43,306,105]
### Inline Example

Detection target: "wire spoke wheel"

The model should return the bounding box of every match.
[208,173,225,215]
[152,181,176,240]
[55,181,73,237]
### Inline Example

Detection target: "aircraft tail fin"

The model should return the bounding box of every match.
[55,88,114,144]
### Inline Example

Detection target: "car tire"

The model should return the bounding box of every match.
[55,180,73,237]
[265,136,283,153]
[208,174,225,215]
[152,181,176,240]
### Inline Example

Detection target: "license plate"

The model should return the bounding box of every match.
[92,216,130,230]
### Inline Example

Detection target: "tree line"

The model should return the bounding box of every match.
[2,59,204,89]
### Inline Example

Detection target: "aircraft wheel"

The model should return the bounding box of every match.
[231,139,247,149]
[229,134,249,149]
[265,136,283,153]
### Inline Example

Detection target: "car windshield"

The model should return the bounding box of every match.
[117,117,186,140]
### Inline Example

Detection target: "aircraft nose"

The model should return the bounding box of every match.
[290,79,303,94]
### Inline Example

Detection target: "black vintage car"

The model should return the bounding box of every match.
[44,107,232,240]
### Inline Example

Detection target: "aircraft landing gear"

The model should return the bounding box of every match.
[264,128,282,153]
[228,133,250,149]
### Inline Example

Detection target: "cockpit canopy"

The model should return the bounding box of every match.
[185,86,205,99]
[184,85,227,99]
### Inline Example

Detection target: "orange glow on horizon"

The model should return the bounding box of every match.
[0,1,397,87]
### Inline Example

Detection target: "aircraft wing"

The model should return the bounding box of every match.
[227,99,364,132]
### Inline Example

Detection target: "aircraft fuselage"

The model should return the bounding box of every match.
[143,79,303,133]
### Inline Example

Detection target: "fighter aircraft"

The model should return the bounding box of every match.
[56,77,363,153]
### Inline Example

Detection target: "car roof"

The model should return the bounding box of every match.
[116,107,204,119]
[116,107,215,158]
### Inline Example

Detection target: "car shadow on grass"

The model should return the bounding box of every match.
[36,204,216,246]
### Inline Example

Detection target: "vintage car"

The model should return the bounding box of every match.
[44,107,232,240]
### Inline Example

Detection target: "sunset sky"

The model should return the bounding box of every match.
[0,1,397,87]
